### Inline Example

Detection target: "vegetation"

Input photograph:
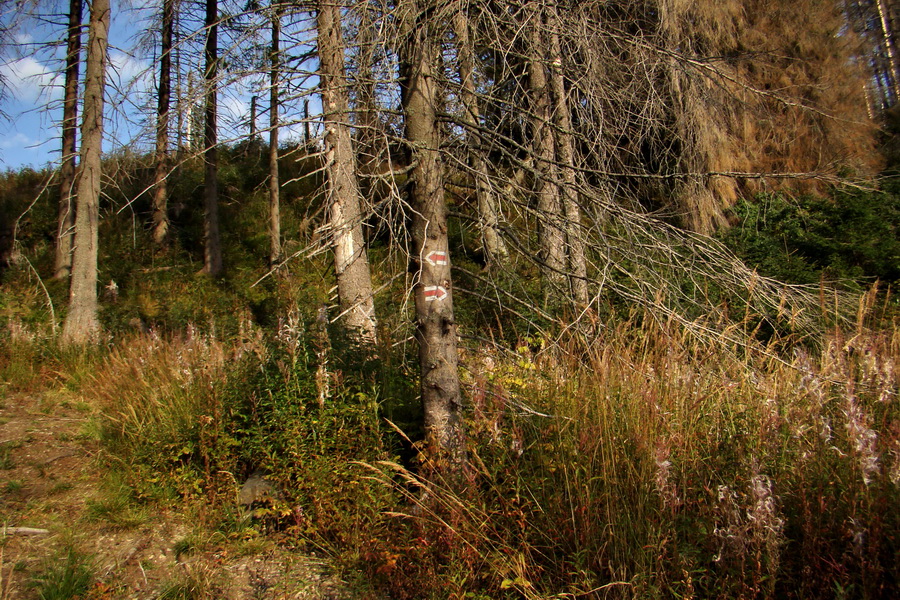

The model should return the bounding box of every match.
[719,188,900,287]
[29,547,94,600]
[2,148,899,597]
[2,0,900,597]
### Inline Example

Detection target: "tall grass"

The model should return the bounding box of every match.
[88,317,396,557]
[79,306,899,599]
[88,325,233,500]
[367,312,900,599]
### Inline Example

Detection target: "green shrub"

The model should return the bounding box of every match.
[720,190,900,287]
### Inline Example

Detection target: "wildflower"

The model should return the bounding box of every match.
[654,441,679,508]
[844,393,880,485]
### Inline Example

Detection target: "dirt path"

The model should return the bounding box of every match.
[0,389,352,599]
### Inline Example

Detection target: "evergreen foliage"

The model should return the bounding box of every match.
[720,189,900,287]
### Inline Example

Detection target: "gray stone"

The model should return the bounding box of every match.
[238,470,280,506]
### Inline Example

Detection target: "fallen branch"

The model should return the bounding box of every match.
[2,527,50,536]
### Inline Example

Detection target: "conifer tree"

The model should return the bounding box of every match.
[62,0,109,344]
[54,0,82,279]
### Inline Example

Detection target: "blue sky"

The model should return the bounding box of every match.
[0,0,318,173]
[0,0,154,170]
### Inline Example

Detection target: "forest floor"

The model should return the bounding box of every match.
[0,386,354,599]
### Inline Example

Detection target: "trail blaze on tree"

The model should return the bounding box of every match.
[401,0,465,470]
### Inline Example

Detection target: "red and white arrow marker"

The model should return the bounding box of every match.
[423,285,448,301]
[424,250,448,267]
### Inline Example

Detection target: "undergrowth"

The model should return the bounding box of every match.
[3,278,897,598]
[363,313,900,599]
[54,300,897,599]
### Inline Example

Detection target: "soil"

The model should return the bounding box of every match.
[0,388,355,599]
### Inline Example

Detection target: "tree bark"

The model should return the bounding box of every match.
[269,3,282,265]
[876,0,900,103]
[203,0,223,276]
[452,5,507,267]
[61,0,109,345]
[400,0,465,470]
[354,2,380,175]
[527,11,565,292]
[547,8,588,307]
[54,0,82,280]
[317,0,378,344]
[152,0,174,246]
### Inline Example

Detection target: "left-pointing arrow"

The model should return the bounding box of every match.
[424,250,449,267]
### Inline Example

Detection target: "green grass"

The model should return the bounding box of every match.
[84,479,148,529]
[0,441,17,469]
[29,548,94,600]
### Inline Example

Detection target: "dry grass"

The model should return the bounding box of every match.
[366,308,899,598]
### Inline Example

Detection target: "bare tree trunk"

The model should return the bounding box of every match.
[876,0,900,102]
[527,12,565,291]
[175,33,185,154]
[452,5,507,267]
[547,9,588,307]
[317,0,377,344]
[303,99,311,146]
[355,2,380,175]
[203,0,223,276]
[400,0,465,470]
[61,0,109,345]
[269,3,281,265]
[54,0,82,280]
[152,0,174,246]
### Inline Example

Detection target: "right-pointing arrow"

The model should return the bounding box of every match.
[423,285,448,301]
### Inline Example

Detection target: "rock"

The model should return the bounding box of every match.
[238,470,280,506]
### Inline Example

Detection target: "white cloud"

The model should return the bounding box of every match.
[0,57,61,102]
[0,132,33,149]
[108,49,152,94]
[221,94,250,125]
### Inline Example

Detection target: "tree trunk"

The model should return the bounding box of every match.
[547,9,588,307]
[527,12,565,292]
[152,0,174,246]
[400,0,465,470]
[876,0,900,103]
[54,0,82,280]
[317,0,378,344]
[203,0,223,276]
[269,3,282,265]
[452,5,507,267]
[61,0,109,345]
[354,2,380,175]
